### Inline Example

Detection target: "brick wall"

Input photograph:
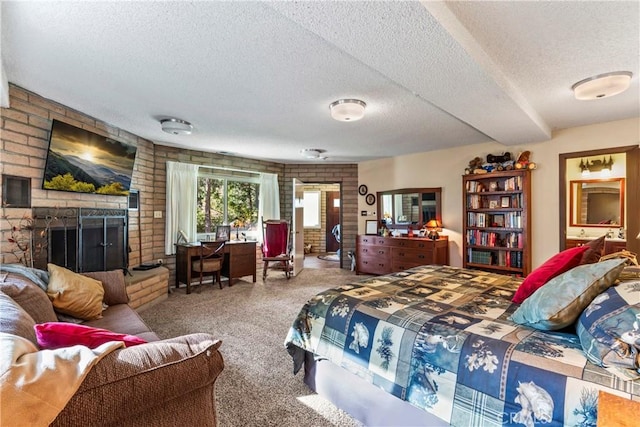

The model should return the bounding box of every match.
[1,84,358,284]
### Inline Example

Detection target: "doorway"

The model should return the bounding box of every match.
[559,145,639,255]
[300,182,341,269]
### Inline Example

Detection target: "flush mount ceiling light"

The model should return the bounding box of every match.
[300,148,327,160]
[160,118,193,135]
[571,71,633,100]
[329,99,366,121]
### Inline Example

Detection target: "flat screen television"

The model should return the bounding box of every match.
[42,120,137,195]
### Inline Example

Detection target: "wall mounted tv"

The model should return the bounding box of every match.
[42,120,137,195]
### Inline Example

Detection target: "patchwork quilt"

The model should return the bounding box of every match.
[285,265,639,426]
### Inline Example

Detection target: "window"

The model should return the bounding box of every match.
[303,191,321,228]
[196,170,260,239]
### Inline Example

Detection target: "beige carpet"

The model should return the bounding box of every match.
[140,268,364,427]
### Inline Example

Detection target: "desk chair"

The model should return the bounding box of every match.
[261,218,293,280]
[191,241,226,292]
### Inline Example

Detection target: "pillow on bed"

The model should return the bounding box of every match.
[512,245,589,304]
[510,258,626,330]
[579,235,606,265]
[576,283,640,380]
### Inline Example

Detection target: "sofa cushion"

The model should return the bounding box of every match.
[0,273,57,324]
[81,270,129,305]
[35,322,147,350]
[84,304,160,342]
[512,245,589,304]
[510,258,626,330]
[47,264,104,320]
[0,291,38,346]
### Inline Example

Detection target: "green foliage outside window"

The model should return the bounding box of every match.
[197,177,259,233]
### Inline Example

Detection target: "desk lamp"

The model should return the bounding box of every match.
[426,220,441,240]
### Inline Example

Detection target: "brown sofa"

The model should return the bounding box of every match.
[0,268,224,426]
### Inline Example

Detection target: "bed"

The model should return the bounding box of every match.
[285,263,639,426]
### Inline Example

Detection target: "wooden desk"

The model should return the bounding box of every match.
[175,241,257,293]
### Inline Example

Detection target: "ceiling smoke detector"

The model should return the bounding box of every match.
[300,148,327,160]
[329,99,366,121]
[571,71,633,100]
[160,118,193,135]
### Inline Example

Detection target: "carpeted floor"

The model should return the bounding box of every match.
[140,268,364,427]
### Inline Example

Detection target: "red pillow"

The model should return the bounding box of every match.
[512,245,589,304]
[34,322,147,350]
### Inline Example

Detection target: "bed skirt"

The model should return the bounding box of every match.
[302,351,447,427]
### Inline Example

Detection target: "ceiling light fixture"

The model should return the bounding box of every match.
[300,148,327,160]
[160,118,193,135]
[571,71,633,100]
[329,99,366,121]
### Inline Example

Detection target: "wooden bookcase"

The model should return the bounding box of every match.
[462,169,531,276]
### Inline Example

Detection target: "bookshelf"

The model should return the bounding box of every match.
[462,169,531,276]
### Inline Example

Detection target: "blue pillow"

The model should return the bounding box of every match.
[510,259,626,330]
[576,280,640,380]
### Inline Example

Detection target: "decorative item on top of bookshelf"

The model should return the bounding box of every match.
[465,151,537,175]
[500,196,510,208]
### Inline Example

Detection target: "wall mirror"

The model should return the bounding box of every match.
[377,187,441,229]
[569,178,625,227]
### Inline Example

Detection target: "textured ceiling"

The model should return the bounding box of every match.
[2,1,638,163]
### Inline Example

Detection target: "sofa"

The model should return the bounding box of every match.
[0,267,224,426]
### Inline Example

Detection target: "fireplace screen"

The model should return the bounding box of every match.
[33,207,128,272]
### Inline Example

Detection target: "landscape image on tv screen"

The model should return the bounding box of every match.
[43,120,137,195]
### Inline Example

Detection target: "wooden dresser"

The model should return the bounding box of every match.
[356,235,449,275]
[565,238,627,255]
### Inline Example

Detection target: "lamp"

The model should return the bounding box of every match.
[300,149,327,160]
[329,99,366,121]
[572,71,633,100]
[426,219,441,241]
[160,118,193,135]
[579,156,614,176]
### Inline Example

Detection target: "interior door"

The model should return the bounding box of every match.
[292,178,305,276]
[325,191,340,253]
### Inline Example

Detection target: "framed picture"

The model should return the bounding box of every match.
[501,196,510,208]
[365,220,378,235]
[365,193,376,205]
[215,225,231,241]
[493,214,505,227]
[489,200,498,209]
[358,184,368,195]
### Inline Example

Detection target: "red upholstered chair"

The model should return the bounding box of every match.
[191,241,226,292]
[261,218,293,280]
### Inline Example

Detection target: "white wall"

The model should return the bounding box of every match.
[358,117,640,269]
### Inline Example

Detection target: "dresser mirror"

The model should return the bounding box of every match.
[569,178,625,227]
[377,187,441,229]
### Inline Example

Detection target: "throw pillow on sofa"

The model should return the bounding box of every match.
[512,245,589,304]
[47,264,104,320]
[35,322,147,350]
[81,270,129,305]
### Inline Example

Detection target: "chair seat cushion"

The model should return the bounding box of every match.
[192,258,222,272]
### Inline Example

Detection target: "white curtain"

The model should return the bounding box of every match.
[258,173,280,242]
[165,161,198,255]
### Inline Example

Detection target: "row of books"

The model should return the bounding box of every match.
[466,248,524,268]
[467,212,522,228]
[465,230,523,248]
[465,176,523,192]
[466,194,523,209]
